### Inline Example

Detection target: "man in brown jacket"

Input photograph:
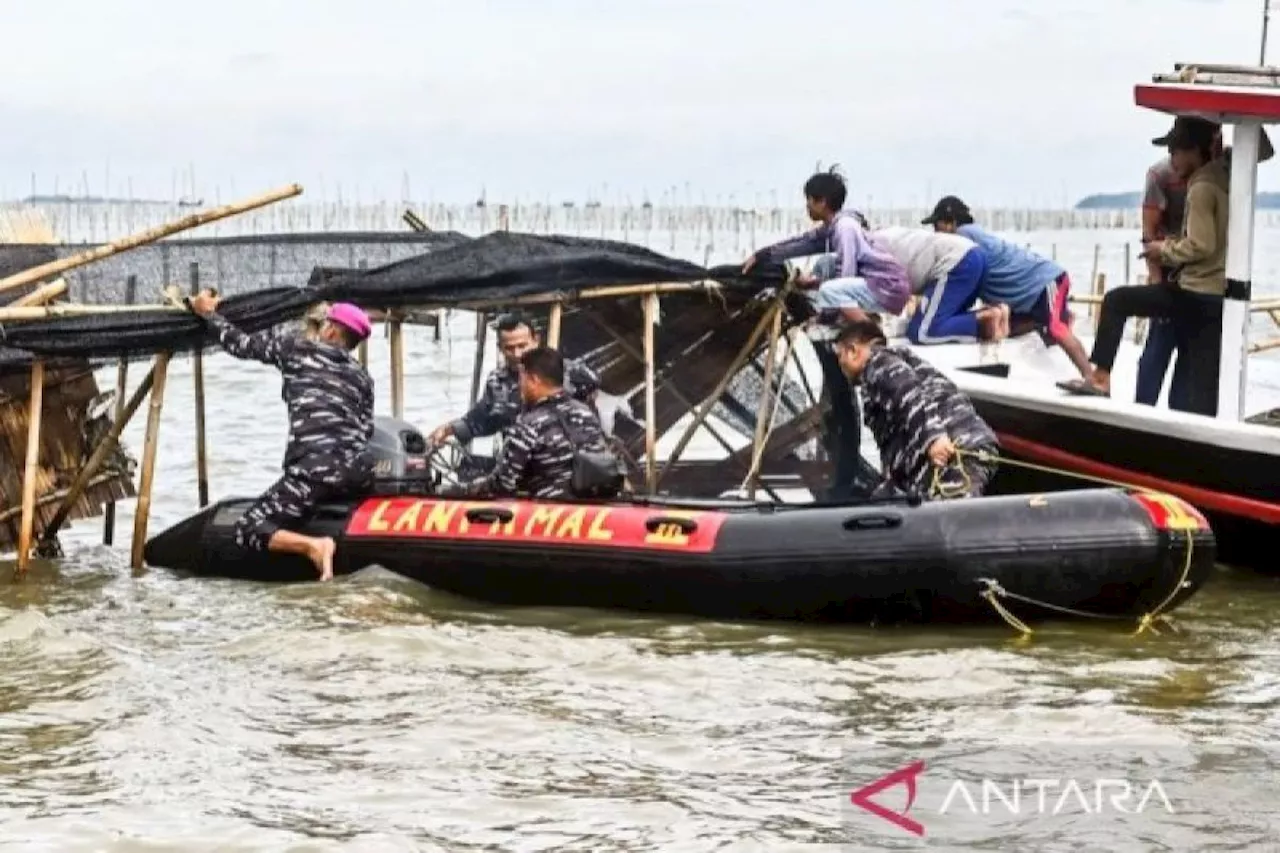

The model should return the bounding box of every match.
[1058,116,1228,416]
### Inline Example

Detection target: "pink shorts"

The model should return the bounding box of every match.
[1030,273,1073,345]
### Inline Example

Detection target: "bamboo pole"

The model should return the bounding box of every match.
[1088,242,1102,325]
[1091,273,1106,332]
[547,303,563,348]
[15,361,44,575]
[3,472,120,527]
[747,308,785,498]
[12,280,67,307]
[190,264,209,508]
[130,352,171,569]
[642,293,658,493]
[389,312,405,419]
[44,365,158,545]
[743,326,800,493]
[0,302,185,322]
[355,259,369,367]
[0,184,303,295]
[579,311,749,463]
[470,312,488,406]
[447,280,718,313]
[104,275,137,545]
[403,209,430,231]
[0,280,721,327]
[655,297,783,489]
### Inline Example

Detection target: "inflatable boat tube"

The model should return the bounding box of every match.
[144,485,1214,625]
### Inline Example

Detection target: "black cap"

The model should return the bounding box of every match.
[1152,116,1221,150]
[921,195,973,226]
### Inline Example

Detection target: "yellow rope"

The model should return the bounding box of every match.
[980,587,1035,636]
[924,446,1199,639]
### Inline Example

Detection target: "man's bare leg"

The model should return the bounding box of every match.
[1057,330,1096,383]
[267,529,337,581]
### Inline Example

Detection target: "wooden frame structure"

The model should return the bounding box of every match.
[1,185,825,579]
[17,175,1280,581]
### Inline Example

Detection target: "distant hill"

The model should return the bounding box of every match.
[1075,191,1280,209]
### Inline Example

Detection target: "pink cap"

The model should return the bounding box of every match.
[326,302,371,340]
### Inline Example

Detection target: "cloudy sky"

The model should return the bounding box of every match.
[2,0,1271,207]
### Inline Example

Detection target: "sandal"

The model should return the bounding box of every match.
[1055,378,1110,398]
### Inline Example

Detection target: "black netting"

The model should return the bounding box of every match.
[0,231,472,304]
[0,231,785,367]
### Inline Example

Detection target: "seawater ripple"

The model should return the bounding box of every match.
[1,325,1279,851]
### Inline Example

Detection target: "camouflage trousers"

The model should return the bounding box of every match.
[235,472,335,551]
[929,445,1000,500]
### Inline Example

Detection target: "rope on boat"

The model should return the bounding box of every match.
[927,447,1198,640]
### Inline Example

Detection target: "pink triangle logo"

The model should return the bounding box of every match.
[850,760,926,836]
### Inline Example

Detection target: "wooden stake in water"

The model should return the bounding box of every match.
[104,274,137,546]
[748,308,784,499]
[470,312,488,406]
[642,293,659,493]
[389,312,405,419]
[190,263,210,508]
[356,259,369,368]
[1092,273,1107,332]
[16,361,44,576]
[131,352,172,569]
[547,302,563,348]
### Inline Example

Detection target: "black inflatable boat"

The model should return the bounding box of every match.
[142,417,1215,625]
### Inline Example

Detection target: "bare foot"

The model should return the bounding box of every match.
[976,308,1002,341]
[309,537,337,581]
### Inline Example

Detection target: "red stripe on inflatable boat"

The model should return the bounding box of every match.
[345,497,727,552]
[996,432,1280,524]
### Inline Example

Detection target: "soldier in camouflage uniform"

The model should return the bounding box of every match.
[429,313,600,449]
[457,347,619,500]
[189,293,376,580]
[833,320,999,500]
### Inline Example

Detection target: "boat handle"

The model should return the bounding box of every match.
[465,506,514,524]
[842,514,903,531]
[644,515,698,534]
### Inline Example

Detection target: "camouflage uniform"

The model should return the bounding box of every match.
[451,359,600,442]
[205,313,376,550]
[858,345,999,500]
[465,390,615,499]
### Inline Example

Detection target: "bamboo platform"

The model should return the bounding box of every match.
[0,184,307,573]
[0,363,136,552]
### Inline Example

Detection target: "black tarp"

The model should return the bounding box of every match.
[0,231,785,365]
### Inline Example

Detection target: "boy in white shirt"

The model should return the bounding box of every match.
[872,225,1007,343]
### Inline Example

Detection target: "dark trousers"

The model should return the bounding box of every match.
[1135,319,1191,409]
[1091,285,1223,417]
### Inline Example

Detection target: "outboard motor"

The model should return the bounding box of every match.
[368,416,437,495]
